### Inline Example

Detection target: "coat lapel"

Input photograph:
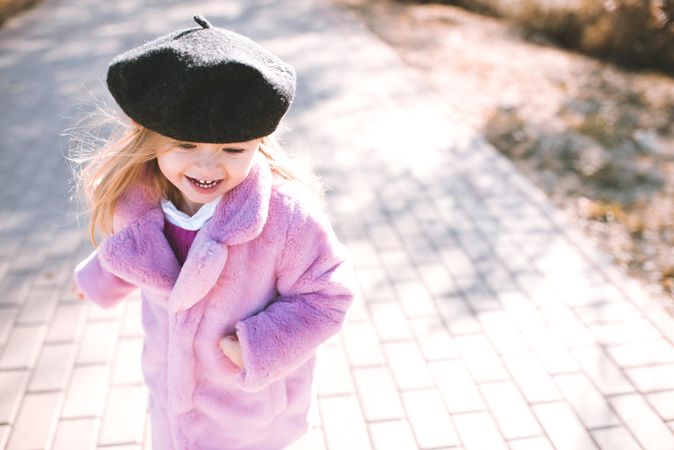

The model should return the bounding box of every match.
[97,157,273,312]
[169,157,272,312]
[98,197,181,295]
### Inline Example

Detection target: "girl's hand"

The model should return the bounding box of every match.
[219,334,243,368]
[70,281,86,301]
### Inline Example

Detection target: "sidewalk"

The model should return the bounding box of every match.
[2,0,674,449]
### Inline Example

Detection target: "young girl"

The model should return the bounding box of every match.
[70,15,355,450]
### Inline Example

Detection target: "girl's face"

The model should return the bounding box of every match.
[156,137,262,216]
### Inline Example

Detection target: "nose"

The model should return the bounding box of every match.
[192,147,223,175]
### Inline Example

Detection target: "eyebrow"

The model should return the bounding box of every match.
[173,141,246,151]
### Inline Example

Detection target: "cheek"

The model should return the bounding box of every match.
[227,157,255,179]
[157,154,185,180]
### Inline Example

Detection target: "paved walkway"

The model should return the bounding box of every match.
[2,0,674,449]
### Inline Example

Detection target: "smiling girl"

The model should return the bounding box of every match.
[69,15,354,450]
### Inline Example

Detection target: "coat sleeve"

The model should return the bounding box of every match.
[233,204,355,392]
[74,249,137,309]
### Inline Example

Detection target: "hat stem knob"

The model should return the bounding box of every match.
[194,15,211,29]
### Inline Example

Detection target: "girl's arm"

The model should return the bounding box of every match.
[73,249,137,308]
[232,204,356,392]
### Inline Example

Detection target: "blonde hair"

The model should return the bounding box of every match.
[67,106,324,245]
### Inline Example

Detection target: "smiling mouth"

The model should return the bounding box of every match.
[186,176,223,189]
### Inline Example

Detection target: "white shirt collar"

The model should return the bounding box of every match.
[160,195,222,230]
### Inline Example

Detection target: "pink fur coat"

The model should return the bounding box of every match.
[74,157,355,449]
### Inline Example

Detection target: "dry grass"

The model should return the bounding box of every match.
[0,0,42,26]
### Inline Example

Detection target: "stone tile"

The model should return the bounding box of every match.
[369,420,417,450]
[111,338,144,385]
[0,325,46,369]
[434,295,482,335]
[501,353,560,403]
[316,344,354,396]
[319,396,371,450]
[8,244,47,273]
[0,307,18,347]
[401,236,440,267]
[453,412,508,450]
[88,301,124,321]
[28,343,77,392]
[521,326,579,374]
[477,310,530,355]
[52,418,99,450]
[0,425,9,449]
[492,245,537,278]
[77,320,120,364]
[607,339,674,368]
[481,265,521,297]
[143,414,151,450]
[417,262,458,298]
[0,274,31,307]
[454,334,509,383]
[508,436,555,450]
[574,301,641,325]
[45,227,83,259]
[646,391,674,420]
[34,259,73,287]
[98,386,148,446]
[369,301,413,341]
[401,389,460,449]
[368,222,402,250]
[589,318,662,346]
[429,360,484,413]
[456,277,502,312]
[393,279,437,318]
[62,365,111,418]
[342,321,385,367]
[345,240,380,269]
[120,298,144,338]
[0,371,29,424]
[533,402,598,450]
[356,267,396,304]
[499,291,547,332]
[571,346,634,395]
[480,381,541,439]
[590,427,641,450]
[346,295,370,323]
[609,394,674,450]
[625,363,674,393]
[352,367,405,421]
[553,373,621,429]
[409,317,459,361]
[96,445,142,450]
[6,392,61,450]
[46,303,87,343]
[285,426,326,450]
[383,341,433,390]
[437,246,477,279]
[379,249,418,281]
[17,288,59,324]
[540,305,595,348]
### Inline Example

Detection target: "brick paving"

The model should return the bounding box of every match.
[2,0,674,449]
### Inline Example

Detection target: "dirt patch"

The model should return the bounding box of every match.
[334,0,674,310]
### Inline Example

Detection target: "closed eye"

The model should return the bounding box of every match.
[223,147,246,154]
[177,143,196,149]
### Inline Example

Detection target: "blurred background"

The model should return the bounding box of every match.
[336,0,674,312]
[1,0,674,449]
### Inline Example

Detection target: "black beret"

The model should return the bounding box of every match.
[106,15,296,143]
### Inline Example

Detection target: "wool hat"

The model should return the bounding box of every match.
[106,15,296,143]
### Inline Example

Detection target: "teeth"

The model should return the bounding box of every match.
[189,177,219,188]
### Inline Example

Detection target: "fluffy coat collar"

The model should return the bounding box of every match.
[97,156,273,313]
